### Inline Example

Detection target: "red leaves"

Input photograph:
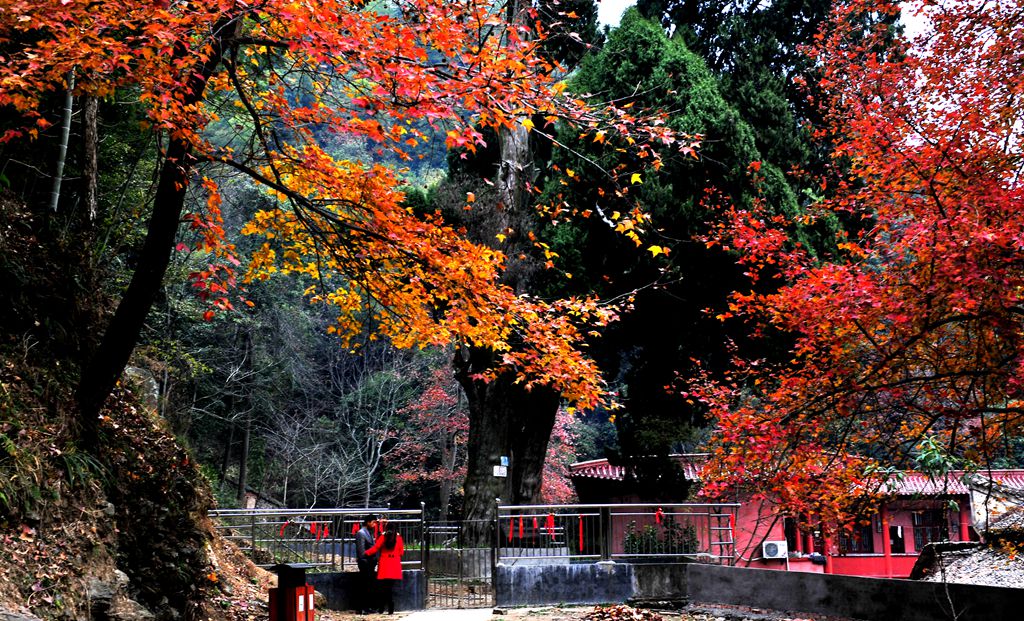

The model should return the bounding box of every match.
[696,0,1024,527]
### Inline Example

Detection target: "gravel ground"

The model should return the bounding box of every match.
[317,603,858,621]
[919,545,1024,588]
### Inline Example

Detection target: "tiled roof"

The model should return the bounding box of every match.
[570,457,1024,499]
[989,505,1024,534]
[885,472,971,495]
[569,459,627,480]
[885,470,1024,496]
[570,454,706,481]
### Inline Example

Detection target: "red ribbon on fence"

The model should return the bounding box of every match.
[532,517,538,536]
[578,515,584,552]
[322,524,329,539]
[508,518,514,543]
[545,513,555,538]
[729,513,735,540]
[655,507,664,525]
[311,522,319,539]
[351,522,359,535]
[518,516,524,539]
[279,520,290,537]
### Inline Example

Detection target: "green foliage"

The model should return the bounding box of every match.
[914,435,964,478]
[535,10,808,475]
[0,390,44,518]
[622,516,699,556]
[57,449,105,490]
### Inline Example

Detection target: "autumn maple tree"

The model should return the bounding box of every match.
[391,364,470,520]
[0,0,690,498]
[697,0,1024,526]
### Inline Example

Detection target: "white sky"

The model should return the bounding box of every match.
[597,0,635,27]
[597,1,927,35]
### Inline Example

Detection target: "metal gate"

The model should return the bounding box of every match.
[423,520,494,608]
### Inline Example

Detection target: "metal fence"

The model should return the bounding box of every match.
[423,520,494,608]
[209,507,425,572]
[209,502,740,579]
[496,503,740,565]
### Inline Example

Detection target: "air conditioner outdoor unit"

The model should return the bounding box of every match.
[762,540,788,559]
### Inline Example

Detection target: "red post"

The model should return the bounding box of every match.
[823,534,833,574]
[305,584,316,621]
[880,505,893,578]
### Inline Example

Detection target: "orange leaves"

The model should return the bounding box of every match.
[0,0,691,410]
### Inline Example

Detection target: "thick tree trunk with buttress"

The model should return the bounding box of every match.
[456,347,559,545]
[456,116,562,544]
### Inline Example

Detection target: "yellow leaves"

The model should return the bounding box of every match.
[521,117,535,131]
[593,130,606,144]
[837,241,867,259]
[647,245,669,257]
[630,172,643,185]
[495,233,507,242]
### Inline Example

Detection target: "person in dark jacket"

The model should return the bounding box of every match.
[355,514,379,613]
[366,525,404,614]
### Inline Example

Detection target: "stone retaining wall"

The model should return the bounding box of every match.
[687,564,1021,621]
[494,562,690,607]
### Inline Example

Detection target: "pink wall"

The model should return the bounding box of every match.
[729,496,970,578]
[830,554,918,578]
[732,497,788,567]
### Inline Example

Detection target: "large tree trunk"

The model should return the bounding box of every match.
[75,19,238,448]
[236,414,251,504]
[454,87,564,541]
[455,345,559,545]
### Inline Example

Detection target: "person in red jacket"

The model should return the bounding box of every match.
[366,523,404,614]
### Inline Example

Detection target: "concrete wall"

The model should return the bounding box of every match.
[630,564,688,602]
[307,570,426,612]
[494,562,690,607]
[300,560,1021,620]
[495,562,634,607]
[687,564,1023,621]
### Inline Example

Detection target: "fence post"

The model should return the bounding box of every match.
[250,512,257,556]
[420,502,427,570]
[492,498,501,602]
[420,502,428,608]
[600,506,612,561]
